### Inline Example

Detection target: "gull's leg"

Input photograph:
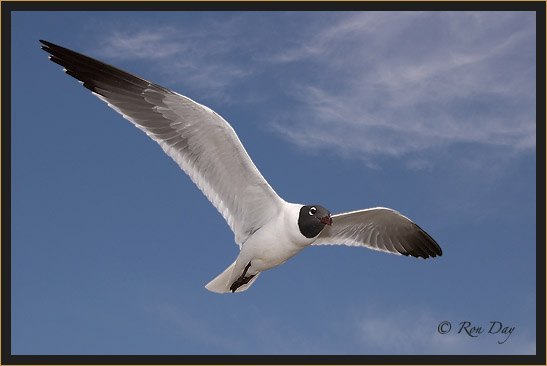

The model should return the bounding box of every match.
[230,262,255,292]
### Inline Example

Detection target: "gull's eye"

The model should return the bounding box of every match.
[308,207,317,216]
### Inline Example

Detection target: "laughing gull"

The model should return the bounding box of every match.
[40,40,442,293]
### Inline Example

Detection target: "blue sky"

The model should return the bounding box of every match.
[11,11,537,355]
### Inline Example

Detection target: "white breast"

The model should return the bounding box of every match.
[237,202,314,272]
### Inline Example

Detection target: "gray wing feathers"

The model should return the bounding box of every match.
[314,207,442,259]
[41,40,283,245]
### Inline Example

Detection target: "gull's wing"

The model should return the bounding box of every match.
[314,207,442,259]
[40,40,285,246]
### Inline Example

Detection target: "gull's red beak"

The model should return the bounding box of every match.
[320,215,333,226]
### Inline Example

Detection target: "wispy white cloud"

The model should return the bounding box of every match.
[267,12,536,168]
[93,18,257,103]
[92,12,535,168]
[99,29,183,60]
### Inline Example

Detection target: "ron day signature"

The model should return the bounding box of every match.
[437,321,515,344]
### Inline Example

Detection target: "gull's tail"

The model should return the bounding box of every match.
[205,260,261,293]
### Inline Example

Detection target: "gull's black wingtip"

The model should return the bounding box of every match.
[39,39,52,48]
[39,39,55,54]
[39,39,59,46]
[40,40,69,54]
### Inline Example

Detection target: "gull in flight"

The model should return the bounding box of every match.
[40,40,442,293]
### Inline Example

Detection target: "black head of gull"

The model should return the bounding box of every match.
[298,205,332,238]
